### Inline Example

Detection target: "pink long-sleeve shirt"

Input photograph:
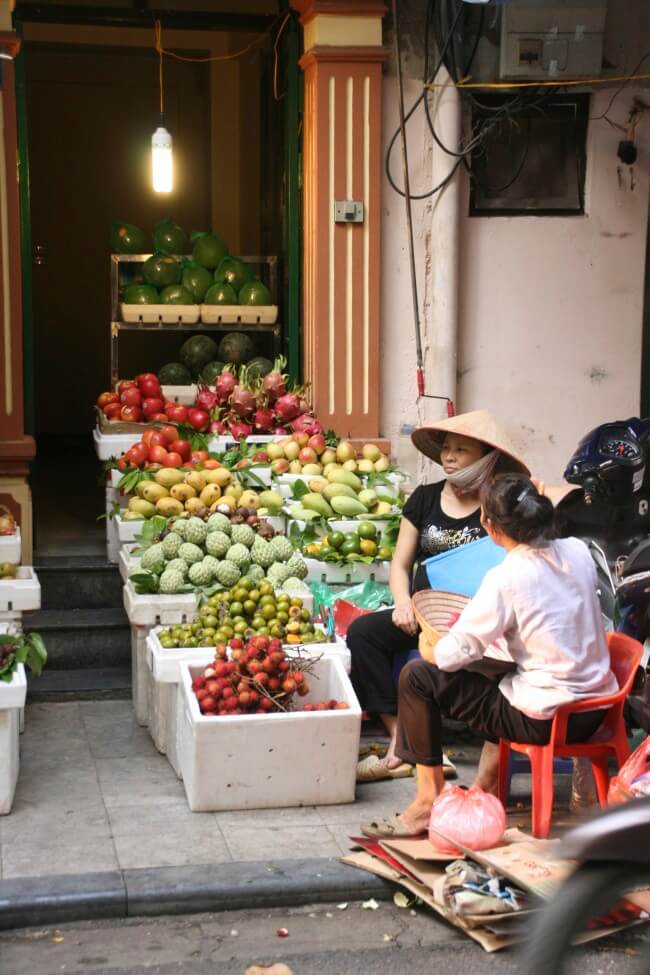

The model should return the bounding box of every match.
[434,537,618,719]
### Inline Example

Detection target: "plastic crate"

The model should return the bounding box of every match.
[177,655,361,811]
[0,568,41,612]
[93,426,142,461]
[121,303,200,324]
[0,529,21,565]
[200,305,278,325]
[123,580,197,626]
[0,663,26,815]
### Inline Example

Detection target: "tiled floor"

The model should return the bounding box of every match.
[0,701,567,880]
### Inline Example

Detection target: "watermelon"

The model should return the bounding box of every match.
[123,283,158,304]
[160,284,194,305]
[192,232,228,270]
[204,282,238,305]
[239,279,272,306]
[143,253,182,288]
[181,261,213,302]
[153,218,189,255]
[214,256,254,294]
[180,334,219,375]
[217,331,255,365]
[111,221,146,254]
[158,362,192,385]
[247,356,274,381]
[199,360,226,383]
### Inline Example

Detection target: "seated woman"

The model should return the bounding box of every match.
[362,473,617,837]
[350,410,530,782]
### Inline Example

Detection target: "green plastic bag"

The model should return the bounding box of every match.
[310,579,392,613]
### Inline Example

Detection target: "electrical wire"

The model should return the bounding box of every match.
[154,10,288,64]
[426,70,650,90]
[590,53,650,122]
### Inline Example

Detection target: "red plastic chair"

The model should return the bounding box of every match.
[497,632,644,838]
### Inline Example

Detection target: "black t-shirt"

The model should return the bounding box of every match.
[402,482,486,591]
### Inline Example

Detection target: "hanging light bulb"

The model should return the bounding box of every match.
[152,21,173,193]
[152,119,173,193]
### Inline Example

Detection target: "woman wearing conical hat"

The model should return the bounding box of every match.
[351,410,530,783]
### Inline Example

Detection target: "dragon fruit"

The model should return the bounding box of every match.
[215,368,237,404]
[209,418,227,435]
[231,384,257,417]
[195,386,219,412]
[290,414,322,436]
[274,392,301,423]
[262,356,287,403]
[273,426,289,435]
[229,419,253,440]
[252,406,275,432]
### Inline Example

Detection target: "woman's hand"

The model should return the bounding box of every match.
[392,599,418,636]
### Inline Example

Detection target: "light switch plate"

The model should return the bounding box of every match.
[334,200,364,223]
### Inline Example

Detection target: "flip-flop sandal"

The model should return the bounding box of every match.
[356,755,413,783]
[361,814,427,839]
[442,753,458,779]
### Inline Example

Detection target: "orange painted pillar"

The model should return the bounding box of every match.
[292,1,388,439]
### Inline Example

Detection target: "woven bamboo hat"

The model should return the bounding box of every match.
[412,590,470,663]
[411,409,530,476]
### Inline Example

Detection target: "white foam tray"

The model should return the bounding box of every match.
[0,528,21,565]
[123,580,197,626]
[121,303,200,324]
[119,544,140,583]
[177,655,360,811]
[161,384,197,405]
[0,568,41,612]
[200,305,278,325]
[93,426,142,461]
[0,663,26,815]
[115,514,144,543]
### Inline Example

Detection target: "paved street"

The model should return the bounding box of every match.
[1,901,649,975]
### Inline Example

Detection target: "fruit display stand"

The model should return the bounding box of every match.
[118,543,139,584]
[0,528,21,565]
[0,658,26,815]
[176,655,361,812]
[93,425,142,461]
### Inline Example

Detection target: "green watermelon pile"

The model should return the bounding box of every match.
[157,333,274,386]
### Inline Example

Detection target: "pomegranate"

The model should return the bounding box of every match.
[169,439,191,461]
[143,429,166,448]
[104,403,123,420]
[158,424,179,445]
[165,403,188,424]
[163,451,183,467]
[274,393,301,422]
[139,377,162,399]
[142,397,165,419]
[97,391,119,409]
[187,408,210,432]
[148,444,168,464]
[120,386,142,407]
[126,443,148,467]
[120,405,142,422]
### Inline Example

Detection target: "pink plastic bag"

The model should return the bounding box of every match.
[428,785,506,855]
[608,735,650,804]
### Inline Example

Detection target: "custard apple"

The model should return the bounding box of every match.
[226,543,251,569]
[201,555,220,577]
[159,569,186,594]
[166,558,188,578]
[242,565,265,584]
[215,560,241,587]
[178,542,203,565]
[141,543,166,575]
[161,532,183,560]
[269,535,294,563]
[282,577,307,591]
[185,516,208,545]
[267,562,292,587]
[188,560,213,586]
[230,523,256,548]
[251,537,273,568]
[286,554,308,580]
[205,530,230,558]
[207,512,231,535]
[171,518,188,539]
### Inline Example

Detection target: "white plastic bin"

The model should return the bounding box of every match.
[0,528,21,565]
[123,580,197,626]
[304,558,372,585]
[93,426,142,461]
[177,655,361,811]
[200,305,278,325]
[115,514,145,543]
[0,568,41,612]
[119,544,140,584]
[121,303,200,324]
[161,384,198,405]
[0,663,26,814]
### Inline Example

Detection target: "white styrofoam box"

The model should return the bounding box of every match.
[115,514,145,543]
[329,518,393,534]
[371,561,391,583]
[200,305,278,325]
[207,436,229,454]
[162,384,197,405]
[237,466,273,487]
[304,558,372,585]
[131,624,152,727]
[123,580,197,626]
[0,664,26,815]
[177,655,361,811]
[285,636,350,674]
[0,529,21,565]
[263,514,287,534]
[0,568,41,612]
[119,544,140,583]
[121,303,200,324]
[93,426,142,461]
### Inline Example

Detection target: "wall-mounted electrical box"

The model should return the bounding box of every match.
[499,0,608,80]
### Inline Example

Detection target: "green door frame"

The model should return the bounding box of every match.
[283,13,302,380]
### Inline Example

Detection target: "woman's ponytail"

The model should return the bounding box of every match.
[480,475,556,545]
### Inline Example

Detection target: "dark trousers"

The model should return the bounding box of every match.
[348,608,417,714]
[396,658,606,767]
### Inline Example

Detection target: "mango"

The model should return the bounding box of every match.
[240,489,260,510]
[170,483,196,503]
[362,443,382,463]
[185,471,206,493]
[307,477,328,493]
[357,459,375,475]
[185,497,206,514]
[327,468,362,492]
[330,496,368,517]
[288,460,303,474]
[374,500,393,516]
[336,440,356,463]
[214,495,235,510]
[342,460,358,472]
[358,488,378,508]
[200,484,222,507]
[156,497,184,517]
[258,490,284,512]
[374,456,390,472]
[225,483,243,501]
[301,493,334,518]
[323,463,342,476]
[140,482,170,504]
[122,509,145,521]
[323,483,358,502]
[290,506,321,522]
[154,468,185,488]
[204,467,232,486]
[301,463,323,476]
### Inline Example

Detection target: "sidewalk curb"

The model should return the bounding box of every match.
[0,858,393,930]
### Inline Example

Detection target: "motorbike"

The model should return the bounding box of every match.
[557,417,650,730]
[523,797,650,973]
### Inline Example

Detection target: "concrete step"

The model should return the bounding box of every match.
[23,608,130,670]
[33,556,123,611]
[26,666,131,702]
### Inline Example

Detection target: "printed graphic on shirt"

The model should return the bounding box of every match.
[420,524,482,557]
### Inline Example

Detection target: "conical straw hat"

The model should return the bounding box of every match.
[412,590,470,664]
[411,409,530,475]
